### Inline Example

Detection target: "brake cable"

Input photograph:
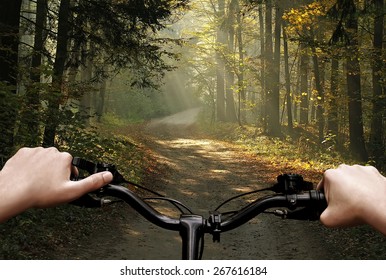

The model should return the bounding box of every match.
[214,186,273,212]
[143,197,193,214]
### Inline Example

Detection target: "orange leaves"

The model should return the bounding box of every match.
[283,1,329,34]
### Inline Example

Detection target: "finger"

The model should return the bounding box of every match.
[71,165,79,178]
[67,171,113,198]
[316,177,324,190]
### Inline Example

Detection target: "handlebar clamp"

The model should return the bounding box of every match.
[209,211,222,242]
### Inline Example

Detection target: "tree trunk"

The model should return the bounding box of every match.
[80,55,93,124]
[18,0,48,146]
[327,58,339,145]
[369,0,385,163]
[283,25,293,131]
[225,0,237,123]
[236,1,245,125]
[299,42,309,125]
[215,0,226,122]
[267,3,282,136]
[345,4,367,161]
[0,0,22,155]
[258,4,265,128]
[311,44,325,142]
[43,0,71,147]
[264,0,274,133]
[97,78,107,122]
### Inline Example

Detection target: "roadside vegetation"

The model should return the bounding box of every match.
[201,121,362,175]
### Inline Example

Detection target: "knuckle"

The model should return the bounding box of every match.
[337,163,349,169]
[60,151,73,161]
[47,147,59,153]
[323,169,336,178]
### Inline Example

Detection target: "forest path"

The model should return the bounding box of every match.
[67,109,341,259]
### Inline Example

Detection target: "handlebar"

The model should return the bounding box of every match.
[218,190,326,232]
[102,184,181,231]
[71,157,327,259]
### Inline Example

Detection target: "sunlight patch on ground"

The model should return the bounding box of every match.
[125,228,142,236]
[151,205,181,218]
[154,138,213,149]
[210,169,231,174]
[179,183,198,192]
[233,186,256,193]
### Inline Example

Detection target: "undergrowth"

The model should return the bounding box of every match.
[202,122,361,174]
[0,120,146,259]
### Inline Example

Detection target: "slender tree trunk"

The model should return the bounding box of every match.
[18,0,48,146]
[369,0,385,163]
[0,0,22,155]
[258,4,265,128]
[283,25,293,131]
[80,54,93,124]
[236,1,245,125]
[43,0,71,147]
[97,78,107,122]
[264,0,274,133]
[327,58,339,145]
[345,3,367,161]
[225,0,238,123]
[311,43,325,142]
[216,0,226,122]
[267,3,282,136]
[299,43,309,125]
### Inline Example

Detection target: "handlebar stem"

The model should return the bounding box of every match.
[179,215,205,260]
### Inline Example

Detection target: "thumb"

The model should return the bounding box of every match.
[70,171,113,194]
[319,207,340,228]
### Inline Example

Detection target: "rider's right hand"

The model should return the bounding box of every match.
[317,164,386,235]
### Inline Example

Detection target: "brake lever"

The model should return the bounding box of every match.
[72,157,127,184]
[273,207,321,221]
[70,157,127,208]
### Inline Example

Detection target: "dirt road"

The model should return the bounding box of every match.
[68,109,345,259]
[129,131,338,259]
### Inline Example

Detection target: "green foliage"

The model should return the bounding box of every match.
[70,0,188,85]
[55,109,144,183]
[105,88,168,122]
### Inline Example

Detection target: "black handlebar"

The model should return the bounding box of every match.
[218,190,326,232]
[71,157,327,259]
[102,184,181,231]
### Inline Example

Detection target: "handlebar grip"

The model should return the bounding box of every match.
[290,190,327,220]
[309,189,327,212]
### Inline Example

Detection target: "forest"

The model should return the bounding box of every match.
[0,0,385,167]
[0,0,385,260]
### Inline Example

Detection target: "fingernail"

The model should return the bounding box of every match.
[102,171,113,183]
